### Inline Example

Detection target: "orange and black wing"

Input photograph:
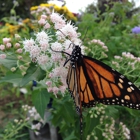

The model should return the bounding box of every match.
[66,54,140,139]
[67,63,82,114]
[67,63,83,138]
[67,55,140,109]
[78,55,140,109]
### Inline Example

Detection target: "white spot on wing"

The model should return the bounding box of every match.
[128,82,132,85]
[130,86,134,90]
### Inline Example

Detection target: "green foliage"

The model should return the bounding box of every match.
[20,63,46,86]
[0,70,22,85]
[2,120,29,140]
[0,54,17,69]
[79,2,140,58]
[32,89,50,118]
[51,93,80,140]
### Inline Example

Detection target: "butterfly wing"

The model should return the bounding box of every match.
[66,52,140,139]
[80,55,140,109]
[67,63,83,137]
[67,63,82,114]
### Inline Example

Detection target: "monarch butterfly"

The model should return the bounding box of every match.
[64,44,140,138]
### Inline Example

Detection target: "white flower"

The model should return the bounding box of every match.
[51,67,61,77]
[63,39,72,49]
[59,86,66,94]
[41,14,47,19]
[114,55,122,59]
[16,48,23,54]
[31,124,36,129]
[35,31,50,42]
[39,40,49,52]
[50,12,65,29]
[35,131,40,135]
[14,119,19,123]
[34,113,41,120]
[23,38,35,52]
[37,54,48,65]
[29,107,36,114]
[72,38,82,45]
[15,34,21,39]
[102,45,108,51]
[6,42,12,48]
[51,53,62,62]
[122,52,135,59]
[35,123,42,130]
[3,38,11,44]
[0,44,5,50]
[20,88,27,94]
[51,42,63,51]
[30,45,41,58]
[0,54,6,59]
[59,22,80,41]
[38,18,46,25]
[44,22,50,29]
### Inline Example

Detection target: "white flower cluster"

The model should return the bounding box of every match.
[87,104,131,140]
[86,134,98,140]
[23,12,84,96]
[122,52,140,62]
[89,104,106,118]
[23,31,50,64]
[0,37,12,59]
[101,116,115,140]
[101,116,130,140]
[119,122,131,140]
[88,39,108,59]
[22,105,44,135]
[31,6,51,16]
[113,52,140,70]
[89,39,108,52]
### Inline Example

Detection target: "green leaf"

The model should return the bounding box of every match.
[20,63,46,86]
[105,106,119,119]
[64,131,77,140]
[32,89,50,119]
[0,70,22,85]
[0,54,17,69]
[125,108,140,117]
[60,104,74,123]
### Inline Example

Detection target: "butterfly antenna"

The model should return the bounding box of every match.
[57,29,67,38]
[57,29,72,42]
[50,46,70,56]
[58,29,76,43]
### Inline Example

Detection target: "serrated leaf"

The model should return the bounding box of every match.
[20,63,46,86]
[32,89,50,119]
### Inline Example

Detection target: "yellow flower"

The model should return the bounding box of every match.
[61,6,68,13]
[5,23,20,35]
[22,18,30,24]
[30,3,77,21]
[22,18,35,29]
[30,6,38,11]
[40,3,49,7]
